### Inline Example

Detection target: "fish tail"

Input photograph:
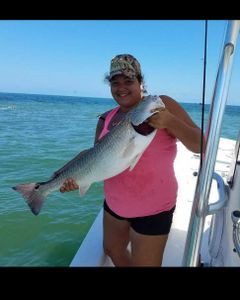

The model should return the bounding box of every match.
[12,183,47,216]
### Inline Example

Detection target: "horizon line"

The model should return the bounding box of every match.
[0,90,239,106]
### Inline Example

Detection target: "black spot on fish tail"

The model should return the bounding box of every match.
[35,184,40,190]
[12,183,46,216]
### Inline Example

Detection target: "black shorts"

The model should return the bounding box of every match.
[103,200,175,236]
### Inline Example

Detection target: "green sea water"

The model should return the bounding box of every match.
[0,92,239,266]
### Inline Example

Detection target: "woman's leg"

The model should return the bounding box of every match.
[130,228,169,266]
[103,210,131,266]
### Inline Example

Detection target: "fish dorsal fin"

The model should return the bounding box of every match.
[50,159,76,180]
[50,150,88,180]
[129,153,144,171]
[79,184,91,197]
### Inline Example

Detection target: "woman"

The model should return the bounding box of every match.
[60,54,203,266]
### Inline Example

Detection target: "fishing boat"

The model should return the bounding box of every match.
[70,20,240,267]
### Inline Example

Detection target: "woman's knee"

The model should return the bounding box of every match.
[103,241,126,258]
[103,241,131,266]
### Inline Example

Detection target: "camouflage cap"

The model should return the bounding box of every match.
[108,54,142,80]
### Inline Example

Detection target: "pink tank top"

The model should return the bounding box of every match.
[98,106,178,218]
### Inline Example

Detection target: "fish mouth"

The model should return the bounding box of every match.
[131,120,155,135]
[131,111,158,136]
[130,95,165,126]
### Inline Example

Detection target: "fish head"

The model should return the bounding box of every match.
[131,95,165,126]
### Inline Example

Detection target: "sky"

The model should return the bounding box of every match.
[0,20,239,105]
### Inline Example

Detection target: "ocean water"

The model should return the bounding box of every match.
[0,92,239,266]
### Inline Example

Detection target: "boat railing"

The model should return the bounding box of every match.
[227,130,240,188]
[182,20,240,267]
[207,172,229,215]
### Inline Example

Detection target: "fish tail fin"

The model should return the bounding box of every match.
[12,183,47,215]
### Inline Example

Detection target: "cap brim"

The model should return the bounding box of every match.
[109,70,136,80]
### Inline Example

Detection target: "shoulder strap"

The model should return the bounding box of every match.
[97,106,120,141]
[103,106,120,129]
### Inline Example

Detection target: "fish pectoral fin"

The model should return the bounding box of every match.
[122,137,143,171]
[122,137,136,158]
[129,153,144,171]
[79,184,91,197]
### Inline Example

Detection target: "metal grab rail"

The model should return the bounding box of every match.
[182,20,240,267]
[227,130,240,188]
[207,172,229,215]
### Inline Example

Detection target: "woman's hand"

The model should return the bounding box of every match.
[148,108,174,129]
[60,178,79,193]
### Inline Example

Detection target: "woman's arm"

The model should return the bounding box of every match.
[148,95,205,153]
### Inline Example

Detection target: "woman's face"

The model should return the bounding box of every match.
[110,75,143,112]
